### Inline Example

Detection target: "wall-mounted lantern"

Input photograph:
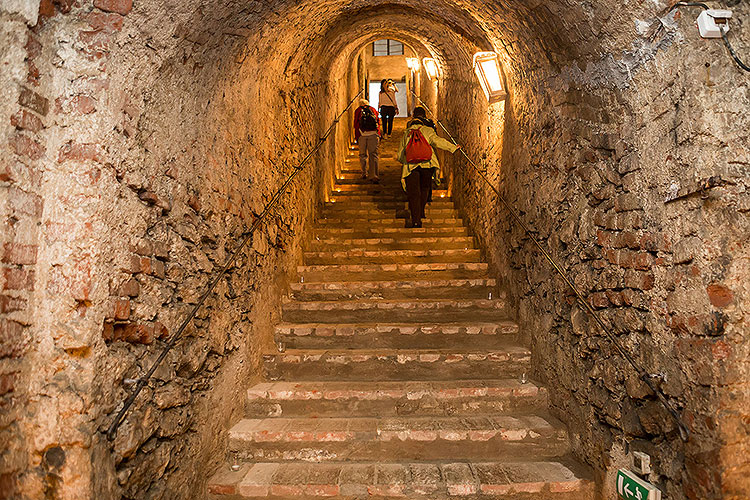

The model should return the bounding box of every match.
[406,58,420,71]
[473,52,506,103]
[422,58,439,80]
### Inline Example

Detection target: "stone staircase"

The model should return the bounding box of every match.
[207,122,594,499]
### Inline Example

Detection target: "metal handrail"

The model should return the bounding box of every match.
[409,90,689,442]
[106,89,364,440]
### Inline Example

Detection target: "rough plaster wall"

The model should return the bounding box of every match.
[446,1,750,499]
[3,0,749,499]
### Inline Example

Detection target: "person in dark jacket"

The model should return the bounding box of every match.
[353,98,382,183]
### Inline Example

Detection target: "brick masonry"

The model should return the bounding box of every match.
[0,0,748,499]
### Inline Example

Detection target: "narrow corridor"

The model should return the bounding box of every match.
[207,120,593,498]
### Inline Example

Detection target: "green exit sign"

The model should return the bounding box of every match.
[617,469,661,500]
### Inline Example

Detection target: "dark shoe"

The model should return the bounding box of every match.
[361,173,367,179]
[370,178,380,184]
[412,221,422,228]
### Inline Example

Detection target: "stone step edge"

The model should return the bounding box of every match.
[274,321,518,336]
[207,460,592,498]
[289,278,498,291]
[298,262,487,272]
[303,249,479,258]
[228,413,565,444]
[246,379,542,402]
[281,298,507,311]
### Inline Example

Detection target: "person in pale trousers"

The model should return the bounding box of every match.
[353,98,382,183]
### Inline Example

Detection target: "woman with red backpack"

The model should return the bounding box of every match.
[396,107,460,228]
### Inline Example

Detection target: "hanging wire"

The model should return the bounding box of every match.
[409,90,690,442]
[106,89,364,440]
[671,2,750,72]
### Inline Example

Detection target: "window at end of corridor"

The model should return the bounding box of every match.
[373,39,404,56]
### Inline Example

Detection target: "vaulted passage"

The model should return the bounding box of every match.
[1,1,749,500]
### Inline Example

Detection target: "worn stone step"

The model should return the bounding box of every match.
[332,184,449,195]
[274,321,517,349]
[297,262,488,282]
[263,347,530,381]
[281,297,509,323]
[325,199,454,209]
[288,277,497,301]
[322,206,457,217]
[226,415,568,462]
[307,235,475,252]
[316,217,464,228]
[303,248,481,265]
[208,460,594,499]
[244,379,545,418]
[313,226,470,239]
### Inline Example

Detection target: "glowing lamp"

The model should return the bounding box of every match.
[422,58,439,80]
[473,52,506,103]
[406,58,420,71]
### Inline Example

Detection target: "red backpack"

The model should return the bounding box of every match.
[405,128,433,163]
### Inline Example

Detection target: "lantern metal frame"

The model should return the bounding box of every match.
[422,58,439,80]
[473,51,507,103]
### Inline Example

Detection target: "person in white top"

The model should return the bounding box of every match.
[378,79,398,138]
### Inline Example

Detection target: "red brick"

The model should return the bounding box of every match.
[86,11,124,32]
[103,321,114,341]
[94,0,133,15]
[2,243,38,265]
[3,268,35,291]
[140,257,152,275]
[10,134,45,160]
[151,259,165,279]
[596,230,610,247]
[56,94,97,115]
[154,321,169,340]
[0,295,27,313]
[187,194,201,212]
[588,292,610,309]
[8,187,42,217]
[0,319,25,357]
[113,298,130,320]
[634,252,653,270]
[10,110,44,132]
[0,373,16,396]
[78,30,111,60]
[114,322,153,344]
[117,278,140,297]
[605,290,623,306]
[706,284,733,308]
[38,0,56,18]
[58,142,103,163]
[18,87,49,116]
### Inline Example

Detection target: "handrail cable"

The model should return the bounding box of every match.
[106,89,364,440]
[409,90,689,442]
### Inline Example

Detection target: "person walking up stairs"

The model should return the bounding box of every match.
[207,118,594,499]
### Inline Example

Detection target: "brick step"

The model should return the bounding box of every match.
[244,379,544,418]
[303,248,481,265]
[297,262,488,282]
[281,298,509,323]
[263,348,529,381]
[208,460,594,499]
[334,178,403,186]
[315,217,463,228]
[332,184,449,195]
[274,321,518,349]
[313,226,470,239]
[288,278,497,301]
[322,207,458,218]
[307,235,475,252]
[328,192,449,202]
[325,200,454,210]
[226,414,568,462]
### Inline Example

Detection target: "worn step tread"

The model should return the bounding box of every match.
[282,298,506,312]
[289,278,497,292]
[208,460,593,498]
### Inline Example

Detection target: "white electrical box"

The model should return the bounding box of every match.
[697,10,732,39]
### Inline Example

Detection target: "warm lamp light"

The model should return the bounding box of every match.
[423,58,439,80]
[473,52,506,103]
[406,57,420,71]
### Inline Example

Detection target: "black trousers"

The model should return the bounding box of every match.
[405,167,434,226]
[380,106,396,135]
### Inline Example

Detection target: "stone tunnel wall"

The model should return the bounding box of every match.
[3,0,749,499]
[0,1,350,498]
[445,1,750,499]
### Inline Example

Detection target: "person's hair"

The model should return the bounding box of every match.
[413,106,427,118]
[380,79,388,93]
